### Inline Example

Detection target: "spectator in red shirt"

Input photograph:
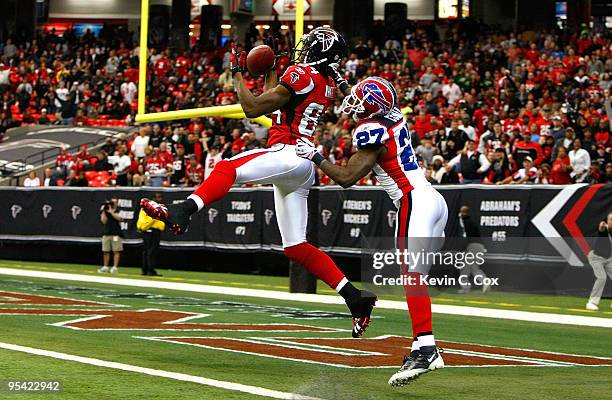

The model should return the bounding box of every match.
[158,142,174,166]
[56,147,73,176]
[513,130,544,166]
[549,146,573,184]
[185,155,204,187]
[215,85,236,105]
[146,148,169,187]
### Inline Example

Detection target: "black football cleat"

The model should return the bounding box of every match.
[388,347,444,386]
[140,198,191,235]
[346,290,377,338]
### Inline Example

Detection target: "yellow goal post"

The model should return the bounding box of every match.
[134,0,306,127]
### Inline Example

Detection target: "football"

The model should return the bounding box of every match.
[246,45,275,76]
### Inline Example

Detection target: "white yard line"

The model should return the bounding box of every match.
[0,341,320,400]
[1,267,611,328]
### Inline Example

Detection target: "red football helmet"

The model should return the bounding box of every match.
[341,77,398,119]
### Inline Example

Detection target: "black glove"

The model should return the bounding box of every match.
[264,35,285,70]
[328,63,349,95]
[230,43,247,77]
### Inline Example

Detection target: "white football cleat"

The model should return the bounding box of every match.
[585,302,599,311]
[388,347,444,386]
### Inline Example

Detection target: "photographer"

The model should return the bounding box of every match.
[98,197,124,274]
[586,212,612,311]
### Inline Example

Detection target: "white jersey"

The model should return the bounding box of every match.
[352,108,430,202]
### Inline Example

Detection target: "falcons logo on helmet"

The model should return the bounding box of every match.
[314,28,339,52]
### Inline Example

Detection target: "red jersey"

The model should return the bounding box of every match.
[185,163,204,186]
[146,156,167,174]
[154,57,172,78]
[268,65,336,146]
[56,153,73,168]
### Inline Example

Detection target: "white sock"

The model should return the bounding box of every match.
[187,194,205,211]
[411,338,420,352]
[418,334,436,348]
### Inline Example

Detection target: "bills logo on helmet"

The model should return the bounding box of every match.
[314,29,339,52]
[363,82,392,113]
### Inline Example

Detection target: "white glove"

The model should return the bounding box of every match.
[295,138,317,160]
[296,138,325,165]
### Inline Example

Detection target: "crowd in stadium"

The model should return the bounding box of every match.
[2,20,611,187]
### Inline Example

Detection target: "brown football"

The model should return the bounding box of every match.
[246,45,275,76]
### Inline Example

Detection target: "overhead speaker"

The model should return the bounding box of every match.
[149,5,171,48]
[200,5,223,50]
[385,2,408,37]
[333,0,373,42]
[171,0,191,50]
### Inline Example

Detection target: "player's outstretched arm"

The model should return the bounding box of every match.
[230,44,289,118]
[234,73,290,118]
[264,69,278,91]
[319,148,382,188]
[296,138,383,188]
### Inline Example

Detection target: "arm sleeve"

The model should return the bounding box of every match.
[352,122,390,150]
[279,65,314,96]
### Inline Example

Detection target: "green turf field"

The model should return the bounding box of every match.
[0,260,610,400]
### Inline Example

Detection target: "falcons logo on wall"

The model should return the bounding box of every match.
[208,208,219,223]
[264,209,275,225]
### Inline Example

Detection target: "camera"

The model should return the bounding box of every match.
[100,199,116,212]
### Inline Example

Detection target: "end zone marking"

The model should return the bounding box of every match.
[1,267,611,328]
[0,341,321,400]
[141,335,612,369]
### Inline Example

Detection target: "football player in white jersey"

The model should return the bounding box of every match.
[296,76,448,386]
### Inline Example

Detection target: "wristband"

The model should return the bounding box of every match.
[337,80,349,94]
[311,152,324,166]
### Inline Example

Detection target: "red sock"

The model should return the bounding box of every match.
[192,160,236,206]
[284,242,345,289]
[404,272,433,336]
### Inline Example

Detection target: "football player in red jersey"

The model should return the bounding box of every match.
[296,77,448,386]
[139,27,376,338]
